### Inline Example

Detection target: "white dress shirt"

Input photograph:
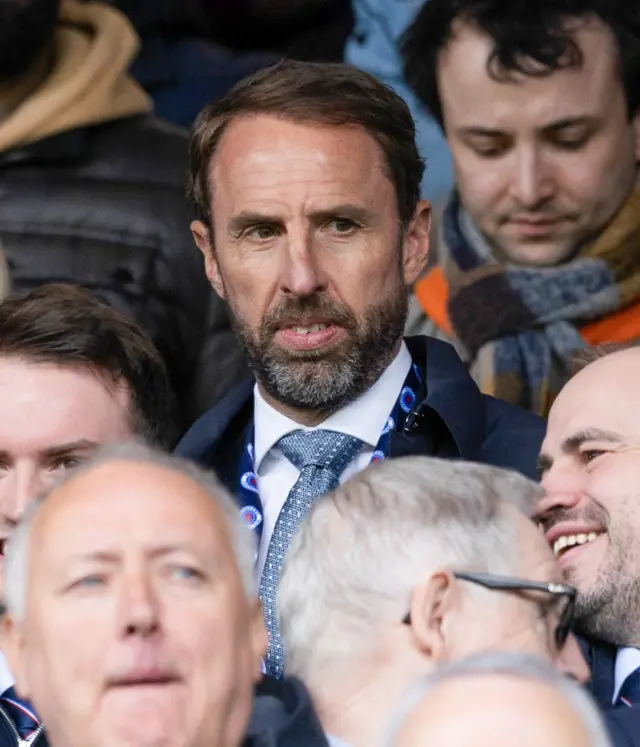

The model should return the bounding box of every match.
[613,646,640,703]
[0,652,15,695]
[253,342,412,580]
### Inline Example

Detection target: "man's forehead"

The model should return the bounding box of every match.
[545,353,640,448]
[212,114,386,178]
[31,462,224,557]
[438,16,620,124]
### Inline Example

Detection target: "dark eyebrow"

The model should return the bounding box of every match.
[228,211,281,236]
[457,126,507,138]
[537,428,623,478]
[563,428,625,452]
[458,116,598,140]
[42,439,100,459]
[541,116,598,134]
[228,204,375,236]
[307,204,374,225]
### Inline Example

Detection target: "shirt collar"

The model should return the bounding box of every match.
[613,646,640,703]
[253,342,412,474]
[0,652,15,696]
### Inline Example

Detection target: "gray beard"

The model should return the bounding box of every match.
[231,287,408,414]
[571,527,640,647]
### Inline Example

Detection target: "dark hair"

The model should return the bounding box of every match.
[0,0,60,83]
[402,0,640,127]
[187,59,425,229]
[571,340,640,375]
[0,284,175,448]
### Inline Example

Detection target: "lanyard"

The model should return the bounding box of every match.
[236,362,424,543]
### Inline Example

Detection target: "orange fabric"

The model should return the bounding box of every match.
[580,300,640,345]
[415,267,640,346]
[414,267,453,337]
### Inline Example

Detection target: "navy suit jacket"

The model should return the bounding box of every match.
[584,639,640,747]
[176,336,545,487]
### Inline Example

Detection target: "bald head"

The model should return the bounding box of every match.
[391,654,610,747]
[535,348,640,646]
[1,443,266,747]
[395,675,596,747]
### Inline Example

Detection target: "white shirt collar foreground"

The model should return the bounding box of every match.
[253,341,413,474]
[613,646,640,704]
[0,652,15,695]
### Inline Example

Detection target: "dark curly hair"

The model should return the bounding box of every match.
[402,0,640,127]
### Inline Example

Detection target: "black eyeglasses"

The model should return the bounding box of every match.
[402,571,576,650]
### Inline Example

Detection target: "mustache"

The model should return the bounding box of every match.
[261,295,357,335]
[538,500,610,534]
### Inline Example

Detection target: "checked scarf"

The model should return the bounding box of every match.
[415,189,640,417]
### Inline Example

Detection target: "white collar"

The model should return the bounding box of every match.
[0,652,15,695]
[253,342,412,473]
[613,646,640,703]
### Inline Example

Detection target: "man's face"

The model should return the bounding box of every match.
[440,512,587,681]
[4,461,266,747]
[191,115,430,412]
[535,350,640,646]
[394,676,592,747]
[0,0,59,83]
[0,358,133,582]
[437,18,639,266]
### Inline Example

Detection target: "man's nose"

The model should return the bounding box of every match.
[535,464,585,520]
[280,230,327,297]
[0,469,43,526]
[118,571,161,638]
[509,148,555,208]
[556,633,590,685]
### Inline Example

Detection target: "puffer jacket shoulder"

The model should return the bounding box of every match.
[0,114,245,429]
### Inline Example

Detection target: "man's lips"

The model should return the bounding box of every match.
[544,522,606,560]
[108,668,180,688]
[274,322,346,352]
[506,217,564,236]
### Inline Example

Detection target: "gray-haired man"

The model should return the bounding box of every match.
[0,442,268,747]
[277,456,588,747]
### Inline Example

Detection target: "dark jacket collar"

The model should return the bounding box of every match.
[581,636,617,707]
[176,336,487,467]
[244,677,329,747]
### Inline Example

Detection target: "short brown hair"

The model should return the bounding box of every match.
[571,340,640,375]
[188,59,425,229]
[0,284,175,447]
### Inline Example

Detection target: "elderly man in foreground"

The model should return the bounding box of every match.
[390,652,611,747]
[0,443,267,747]
[276,456,588,747]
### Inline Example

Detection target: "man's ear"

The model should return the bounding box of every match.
[190,220,225,299]
[402,200,431,286]
[1,614,30,699]
[249,599,269,685]
[407,570,457,664]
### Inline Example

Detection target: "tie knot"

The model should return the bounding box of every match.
[278,429,363,476]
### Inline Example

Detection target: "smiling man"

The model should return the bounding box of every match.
[534,343,640,746]
[403,0,640,417]
[1,443,266,747]
[176,59,544,678]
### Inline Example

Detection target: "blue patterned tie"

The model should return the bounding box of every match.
[616,666,640,708]
[0,687,39,739]
[259,429,363,678]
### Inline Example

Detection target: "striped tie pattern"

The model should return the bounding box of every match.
[259,429,363,678]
